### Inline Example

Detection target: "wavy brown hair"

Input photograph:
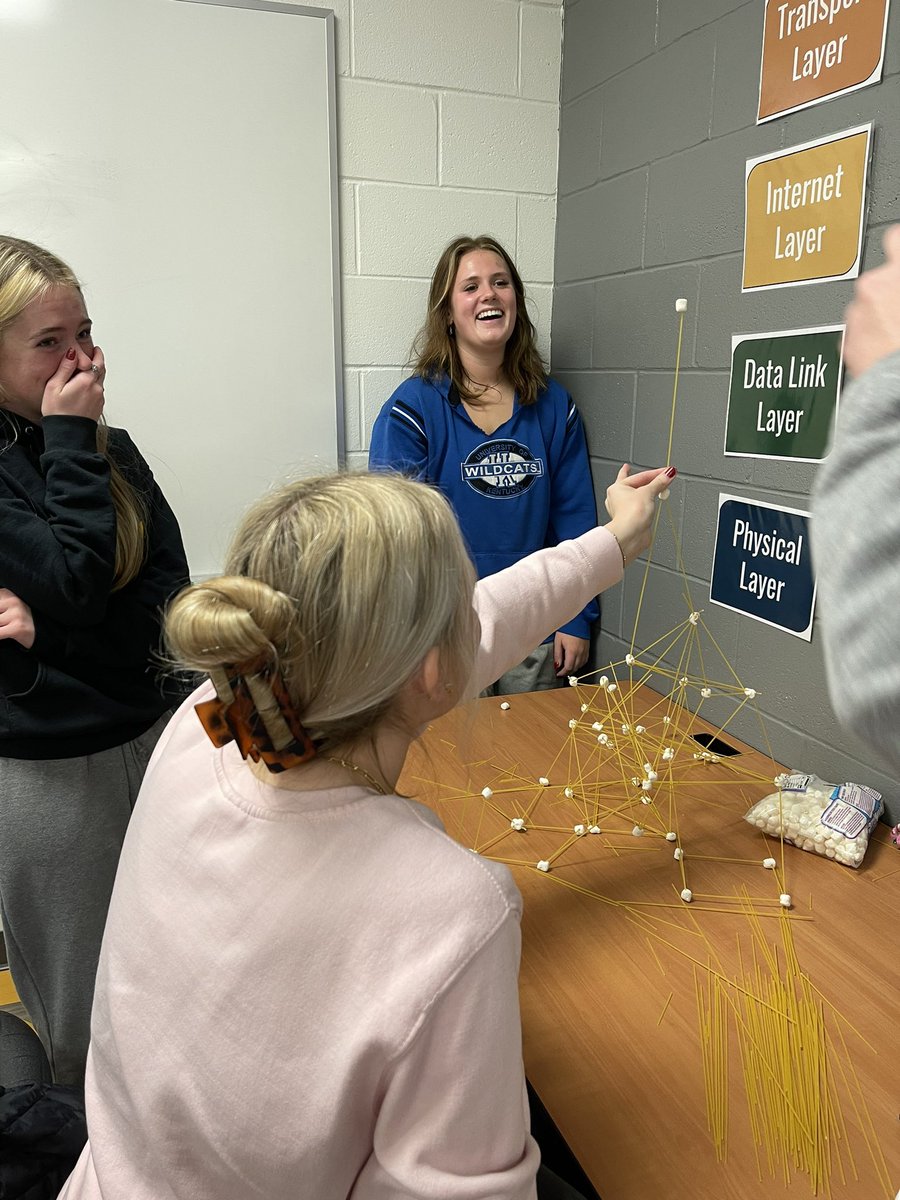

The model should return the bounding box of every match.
[0,235,147,589]
[411,235,548,407]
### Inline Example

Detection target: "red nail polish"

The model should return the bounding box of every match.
[65,348,76,360]
[665,466,677,479]
[554,662,560,670]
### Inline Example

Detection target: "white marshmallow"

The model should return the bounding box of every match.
[674,847,684,861]
[588,825,601,835]
[763,857,776,869]
[675,297,688,313]
[568,718,578,729]
[537,860,550,873]
[632,825,644,837]
[481,787,493,799]
[564,787,574,799]
[538,777,550,787]
[665,831,677,842]
[510,818,525,831]
[574,824,585,836]
[681,888,693,902]
[625,653,635,665]
[779,894,792,908]
[568,675,579,687]
[500,701,510,710]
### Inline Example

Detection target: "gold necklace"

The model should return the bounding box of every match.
[323,755,388,795]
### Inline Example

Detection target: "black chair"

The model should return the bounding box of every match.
[0,1011,86,1200]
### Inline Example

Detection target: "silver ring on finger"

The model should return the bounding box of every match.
[90,364,102,377]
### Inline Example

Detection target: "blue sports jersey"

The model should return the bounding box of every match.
[369,373,599,640]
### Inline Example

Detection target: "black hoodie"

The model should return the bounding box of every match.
[0,412,192,759]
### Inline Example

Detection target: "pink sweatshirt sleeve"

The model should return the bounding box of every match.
[468,527,623,697]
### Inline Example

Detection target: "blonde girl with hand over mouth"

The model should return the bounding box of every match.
[0,236,190,1086]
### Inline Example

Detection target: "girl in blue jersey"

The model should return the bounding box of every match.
[370,235,598,693]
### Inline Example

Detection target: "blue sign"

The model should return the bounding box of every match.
[710,495,816,640]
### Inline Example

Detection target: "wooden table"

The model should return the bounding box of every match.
[401,683,900,1200]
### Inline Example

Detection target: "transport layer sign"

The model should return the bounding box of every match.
[758,0,891,123]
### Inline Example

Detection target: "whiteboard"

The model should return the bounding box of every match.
[0,0,342,577]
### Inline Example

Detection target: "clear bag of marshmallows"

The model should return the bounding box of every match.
[744,772,884,869]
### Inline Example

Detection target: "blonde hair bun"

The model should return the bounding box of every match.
[166,576,296,675]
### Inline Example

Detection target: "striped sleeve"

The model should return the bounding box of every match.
[369,390,429,479]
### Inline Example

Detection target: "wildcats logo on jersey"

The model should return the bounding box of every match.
[461,440,544,498]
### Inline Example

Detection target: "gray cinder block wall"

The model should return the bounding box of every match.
[552,0,900,821]
[313,0,564,473]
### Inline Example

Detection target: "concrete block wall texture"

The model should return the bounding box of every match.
[553,0,900,820]
[287,0,564,471]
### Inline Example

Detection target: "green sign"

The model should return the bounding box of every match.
[725,325,844,462]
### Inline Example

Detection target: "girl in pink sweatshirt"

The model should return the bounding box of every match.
[61,465,672,1200]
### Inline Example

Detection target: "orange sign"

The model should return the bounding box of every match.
[758,0,891,122]
[743,125,870,292]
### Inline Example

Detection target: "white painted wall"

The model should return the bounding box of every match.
[286,0,563,468]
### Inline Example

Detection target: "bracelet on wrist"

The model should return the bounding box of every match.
[608,529,627,570]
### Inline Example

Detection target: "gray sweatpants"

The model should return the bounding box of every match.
[0,711,172,1086]
[481,642,563,697]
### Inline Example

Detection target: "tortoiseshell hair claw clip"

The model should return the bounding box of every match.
[195,665,318,773]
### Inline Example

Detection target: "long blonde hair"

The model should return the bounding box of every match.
[412,234,548,406]
[165,473,478,751]
[0,235,147,589]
